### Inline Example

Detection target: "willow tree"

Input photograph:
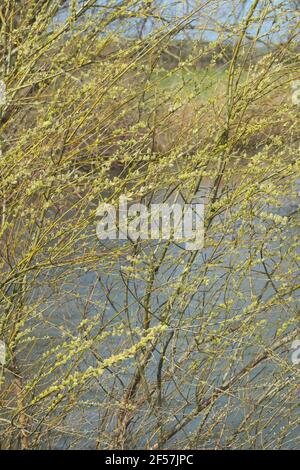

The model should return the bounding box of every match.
[0,0,299,450]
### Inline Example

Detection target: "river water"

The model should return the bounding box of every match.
[20,178,300,449]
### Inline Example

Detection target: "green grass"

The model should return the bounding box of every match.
[152,66,228,99]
